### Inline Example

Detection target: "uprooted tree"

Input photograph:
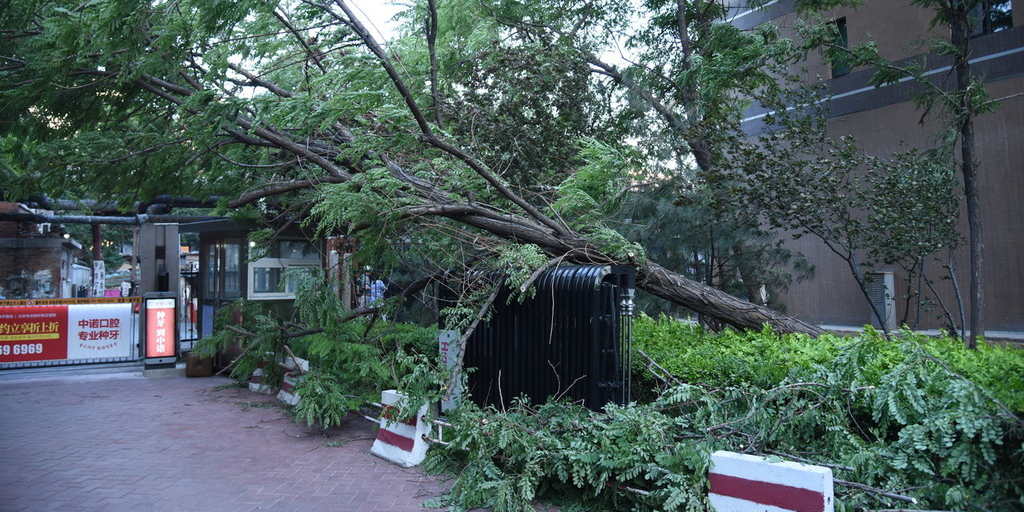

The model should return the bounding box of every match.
[0,0,837,334]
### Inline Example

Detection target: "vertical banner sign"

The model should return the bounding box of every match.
[145,298,176,359]
[438,330,461,412]
[91,260,106,298]
[0,305,69,363]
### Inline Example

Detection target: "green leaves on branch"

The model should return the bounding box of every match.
[193,268,438,429]
[552,138,646,264]
[428,322,1024,511]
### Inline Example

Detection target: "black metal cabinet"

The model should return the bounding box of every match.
[460,265,635,411]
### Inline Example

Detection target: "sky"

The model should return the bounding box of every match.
[348,0,405,41]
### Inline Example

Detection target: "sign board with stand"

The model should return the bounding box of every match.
[142,292,177,368]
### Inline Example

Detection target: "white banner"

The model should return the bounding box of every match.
[66,303,134,360]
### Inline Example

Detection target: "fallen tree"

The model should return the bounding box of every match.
[0,0,822,334]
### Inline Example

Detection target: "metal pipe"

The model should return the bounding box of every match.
[0,212,223,225]
[24,196,221,214]
[421,435,449,446]
[359,414,381,425]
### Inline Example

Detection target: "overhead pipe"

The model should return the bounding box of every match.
[0,212,223,225]
[22,195,220,215]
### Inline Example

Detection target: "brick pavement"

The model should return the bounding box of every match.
[0,370,449,512]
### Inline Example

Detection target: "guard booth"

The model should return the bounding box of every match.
[455,265,636,412]
[179,220,324,368]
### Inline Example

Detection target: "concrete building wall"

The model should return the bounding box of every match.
[733,1,1024,334]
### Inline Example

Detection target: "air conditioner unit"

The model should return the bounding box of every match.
[866,271,896,331]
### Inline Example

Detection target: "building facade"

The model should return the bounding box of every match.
[0,202,84,299]
[731,0,1023,336]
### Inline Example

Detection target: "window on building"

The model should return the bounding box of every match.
[247,239,319,300]
[830,18,852,78]
[969,0,1013,36]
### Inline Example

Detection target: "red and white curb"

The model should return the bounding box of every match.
[369,390,431,468]
[277,373,302,406]
[276,353,309,406]
[709,451,834,512]
[248,364,276,395]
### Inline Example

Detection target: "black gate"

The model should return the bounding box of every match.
[461,265,635,411]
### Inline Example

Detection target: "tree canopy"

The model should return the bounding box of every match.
[3,0,948,335]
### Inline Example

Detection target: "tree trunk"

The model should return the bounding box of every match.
[639,262,823,334]
[950,3,983,348]
[415,204,824,335]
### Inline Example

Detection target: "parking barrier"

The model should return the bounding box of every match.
[368,390,434,467]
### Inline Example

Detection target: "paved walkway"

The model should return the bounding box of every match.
[0,368,448,512]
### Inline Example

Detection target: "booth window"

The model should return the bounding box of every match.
[248,239,319,300]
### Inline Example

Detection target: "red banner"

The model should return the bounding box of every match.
[0,305,69,363]
[0,303,135,363]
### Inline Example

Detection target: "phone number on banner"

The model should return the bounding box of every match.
[0,343,45,356]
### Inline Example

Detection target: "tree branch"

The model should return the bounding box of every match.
[230,176,348,208]
[444,283,503,401]
[426,0,442,126]
[274,8,327,73]
[328,0,569,237]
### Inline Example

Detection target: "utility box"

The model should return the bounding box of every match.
[457,265,635,412]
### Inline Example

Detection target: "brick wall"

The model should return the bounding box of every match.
[0,202,65,299]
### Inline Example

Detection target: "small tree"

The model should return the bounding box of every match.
[800,0,1014,346]
[728,99,964,338]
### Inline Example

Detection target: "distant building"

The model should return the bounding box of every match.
[731,1,1022,335]
[0,202,85,299]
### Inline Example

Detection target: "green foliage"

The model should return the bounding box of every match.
[193,268,438,429]
[634,315,1024,412]
[548,138,646,264]
[289,272,438,426]
[428,322,1024,511]
[633,315,848,389]
[917,335,1024,413]
[553,138,630,219]
[292,368,360,429]
[495,243,548,302]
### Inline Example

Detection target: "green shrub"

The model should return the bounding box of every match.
[918,335,1024,413]
[194,268,439,428]
[428,320,1024,512]
[633,315,1024,413]
[632,314,849,390]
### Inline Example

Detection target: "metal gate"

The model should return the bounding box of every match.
[461,265,635,411]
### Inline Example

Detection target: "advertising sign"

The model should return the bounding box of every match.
[67,303,134,360]
[0,305,68,363]
[0,302,134,363]
[144,297,176,361]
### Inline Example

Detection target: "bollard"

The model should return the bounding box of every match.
[276,353,309,406]
[369,390,431,467]
[248,363,277,395]
[709,451,834,512]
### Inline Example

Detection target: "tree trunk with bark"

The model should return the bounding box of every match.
[950,2,984,348]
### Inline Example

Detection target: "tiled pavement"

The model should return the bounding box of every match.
[0,369,449,512]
